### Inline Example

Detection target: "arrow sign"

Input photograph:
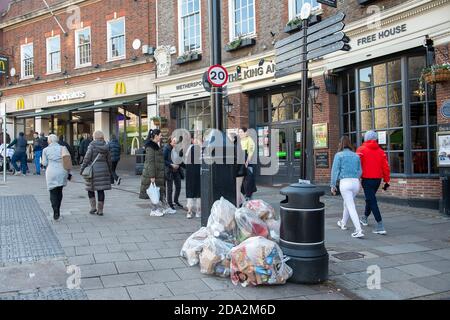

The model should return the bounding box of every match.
[307,22,345,44]
[307,41,350,60]
[307,11,345,35]
[308,31,347,51]
[317,0,337,8]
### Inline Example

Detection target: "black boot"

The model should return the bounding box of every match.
[53,208,60,220]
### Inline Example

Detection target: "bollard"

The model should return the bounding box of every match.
[279,183,328,284]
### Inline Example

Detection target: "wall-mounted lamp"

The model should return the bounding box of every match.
[94,64,100,69]
[258,58,273,67]
[224,97,234,115]
[35,76,40,81]
[308,81,322,112]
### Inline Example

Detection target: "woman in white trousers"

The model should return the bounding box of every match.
[330,136,364,238]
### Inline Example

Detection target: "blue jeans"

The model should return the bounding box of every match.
[362,178,382,223]
[11,152,27,174]
[34,150,42,175]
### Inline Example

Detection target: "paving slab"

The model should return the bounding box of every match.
[127,283,173,300]
[139,269,181,284]
[411,276,450,293]
[101,273,144,288]
[85,287,130,300]
[165,279,212,296]
[383,281,434,299]
[115,260,154,273]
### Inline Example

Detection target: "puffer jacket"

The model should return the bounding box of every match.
[356,140,390,183]
[108,138,121,162]
[80,140,112,191]
[140,140,165,199]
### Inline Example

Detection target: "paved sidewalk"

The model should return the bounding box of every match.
[0,171,449,300]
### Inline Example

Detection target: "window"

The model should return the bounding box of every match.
[178,99,211,137]
[289,0,321,20]
[75,27,91,67]
[46,36,61,74]
[20,43,34,79]
[340,54,438,176]
[178,0,201,54]
[107,18,125,61]
[229,0,255,40]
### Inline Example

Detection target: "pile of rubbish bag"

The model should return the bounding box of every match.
[180,197,292,287]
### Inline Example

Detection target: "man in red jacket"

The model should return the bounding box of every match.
[356,131,390,235]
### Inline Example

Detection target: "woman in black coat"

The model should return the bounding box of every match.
[184,135,201,219]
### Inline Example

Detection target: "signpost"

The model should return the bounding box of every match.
[274,5,351,181]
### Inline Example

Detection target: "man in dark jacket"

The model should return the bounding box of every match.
[8,132,28,175]
[39,132,48,149]
[164,137,183,211]
[79,133,92,162]
[33,132,43,175]
[58,135,74,161]
[108,134,121,185]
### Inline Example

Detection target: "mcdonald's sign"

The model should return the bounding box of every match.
[114,81,126,95]
[0,55,8,75]
[16,98,25,111]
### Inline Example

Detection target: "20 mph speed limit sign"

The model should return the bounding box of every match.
[207,64,229,87]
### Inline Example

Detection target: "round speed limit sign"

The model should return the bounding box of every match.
[207,64,229,87]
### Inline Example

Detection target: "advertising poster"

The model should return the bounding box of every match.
[437,131,450,167]
[313,123,328,149]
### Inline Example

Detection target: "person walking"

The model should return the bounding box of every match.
[42,134,72,220]
[357,130,391,235]
[140,129,174,216]
[185,134,201,219]
[164,137,183,211]
[331,136,364,238]
[8,132,28,176]
[79,133,92,163]
[58,135,74,163]
[108,134,122,185]
[40,132,48,149]
[236,127,256,206]
[32,132,43,175]
[80,131,112,216]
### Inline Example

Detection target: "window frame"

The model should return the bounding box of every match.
[46,35,61,75]
[20,43,34,80]
[228,0,257,41]
[75,26,92,68]
[178,0,203,55]
[107,17,126,62]
[288,0,322,21]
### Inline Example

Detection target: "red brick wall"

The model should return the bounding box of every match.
[226,92,249,130]
[1,0,156,93]
[384,178,441,199]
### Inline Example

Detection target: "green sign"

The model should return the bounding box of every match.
[0,56,8,75]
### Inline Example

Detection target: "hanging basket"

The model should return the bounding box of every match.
[423,69,450,84]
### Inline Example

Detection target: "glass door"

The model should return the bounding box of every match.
[271,125,301,184]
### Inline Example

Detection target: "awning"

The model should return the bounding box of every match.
[77,97,146,112]
[14,103,92,119]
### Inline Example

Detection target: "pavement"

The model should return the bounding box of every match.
[0,169,449,300]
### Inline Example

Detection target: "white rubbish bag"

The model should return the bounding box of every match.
[147,182,160,205]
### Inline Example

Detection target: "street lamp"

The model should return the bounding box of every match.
[308,81,322,112]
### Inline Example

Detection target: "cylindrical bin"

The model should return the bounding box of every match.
[279,183,328,284]
[135,148,145,175]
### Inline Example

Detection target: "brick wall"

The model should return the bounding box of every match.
[1,0,156,93]
[226,92,250,129]
[383,178,442,199]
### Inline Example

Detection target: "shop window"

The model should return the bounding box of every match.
[178,0,201,54]
[229,0,255,41]
[340,54,438,176]
[20,43,34,79]
[177,99,211,138]
[107,17,126,61]
[270,91,301,123]
[46,35,61,74]
[75,27,91,67]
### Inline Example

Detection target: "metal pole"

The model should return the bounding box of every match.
[209,0,223,130]
[300,18,309,181]
[2,114,6,183]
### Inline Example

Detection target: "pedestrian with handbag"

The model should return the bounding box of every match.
[164,137,183,211]
[185,134,201,219]
[330,136,364,238]
[234,133,246,207]
[42,134,72,221]
[80,131,112,216]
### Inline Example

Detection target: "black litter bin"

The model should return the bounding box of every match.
[279,183,328,284]
[200,130,236,227]
[441,176,450,215]
[135,148,145,175]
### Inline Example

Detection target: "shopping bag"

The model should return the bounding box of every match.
[147,182,160,205]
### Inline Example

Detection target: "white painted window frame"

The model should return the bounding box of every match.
[288,0,322,21]
[46,35,61,74]
[228,0,256,41]
[75,26,92,68]
[107,17,126,62]
[20,43,34,79]
[177,0,202,55]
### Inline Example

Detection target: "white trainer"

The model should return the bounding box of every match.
[337,220,347,230]
[186,212,193,219]
[351,230,365,238]
[150,209,164,217]
[195,212,201,218]
[164,207,177,215]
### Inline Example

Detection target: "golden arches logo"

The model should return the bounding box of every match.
[114,82,126,95]
[0,61,5,71]
[16,98,25,110]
